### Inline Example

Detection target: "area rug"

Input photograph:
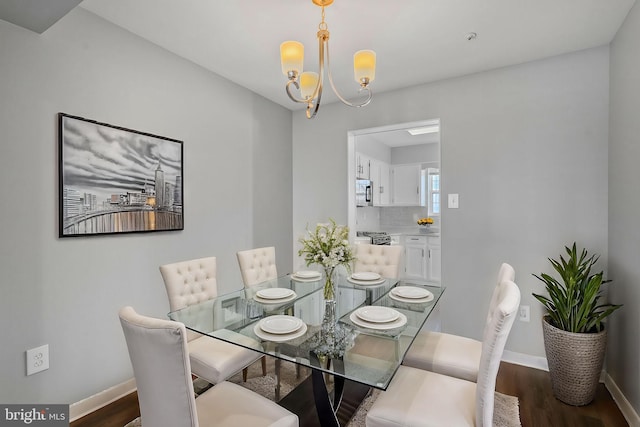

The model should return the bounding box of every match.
[125,359,521,427]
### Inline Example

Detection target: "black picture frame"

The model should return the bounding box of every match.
[58,113,184,237]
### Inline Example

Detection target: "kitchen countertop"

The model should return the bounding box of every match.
[359,226,440,237]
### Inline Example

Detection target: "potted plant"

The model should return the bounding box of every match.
[532,243,622,406]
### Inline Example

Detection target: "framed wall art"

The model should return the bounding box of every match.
[58,113,184,237]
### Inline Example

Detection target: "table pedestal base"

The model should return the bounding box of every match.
[278,375,371,427]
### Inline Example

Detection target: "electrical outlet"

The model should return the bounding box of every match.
[26,344,49,375]
[519,305,530,322]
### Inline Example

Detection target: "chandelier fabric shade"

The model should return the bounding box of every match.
[280,0,376,119]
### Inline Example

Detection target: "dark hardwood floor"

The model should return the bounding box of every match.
[71,392,139,427]
[71,362,628,427]
[495,363,628,427]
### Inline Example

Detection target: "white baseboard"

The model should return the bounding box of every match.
[604,372,640,427]
[69,378,136,422]
[502,350,549,371]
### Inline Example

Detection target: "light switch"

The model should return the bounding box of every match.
[448,193,459,209]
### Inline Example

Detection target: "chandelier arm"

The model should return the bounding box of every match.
[306,84,322,119]
[325,41,373,108]
[305,80,322,118]
[305,36,327,119]
[306,102,319,119]
[285,80,309,104]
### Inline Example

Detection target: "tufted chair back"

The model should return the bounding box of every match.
[476,279,520,426]
[486,263,515,325]
[353,244,404,279]
[496,262,515,284]
[236,247,278,287]
[160,257,218,342]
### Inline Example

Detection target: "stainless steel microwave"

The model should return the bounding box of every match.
[356,179,373,207]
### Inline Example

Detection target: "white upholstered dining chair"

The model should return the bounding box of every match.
[236,246,278,287]
[159,256,263,384]
[402,262,515,382]
[236,246,279,376]
[353,244,404,279]
[118,306,298,427]
[366,279,520,427]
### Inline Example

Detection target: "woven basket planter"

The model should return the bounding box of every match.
[542,315,607,406]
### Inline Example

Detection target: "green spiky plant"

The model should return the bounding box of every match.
[532,243,622,333]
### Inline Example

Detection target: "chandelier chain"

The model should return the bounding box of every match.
[319,6,328,31]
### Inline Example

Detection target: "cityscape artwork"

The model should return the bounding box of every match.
[58,113,184,237]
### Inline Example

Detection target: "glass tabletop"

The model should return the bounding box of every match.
[168,273,444,390]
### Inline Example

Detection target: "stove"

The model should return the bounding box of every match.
[357,231,391,245]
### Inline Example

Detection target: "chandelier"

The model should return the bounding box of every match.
[280,0,376,119]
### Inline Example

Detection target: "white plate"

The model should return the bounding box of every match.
[392,286,432,299]
[254,292,297,305]
[291,274,322,282]
[389,292,434,304]
[256,288,294,300]
[294,270,321,279]
[355,306,400,323]
[351,272,381,281]
[347,277,386,286]
[253,322,308,342]
[349,312,407,330]
[259,315,303,334]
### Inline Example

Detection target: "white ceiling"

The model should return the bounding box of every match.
[1,0,636,112]
[76,0,635,111]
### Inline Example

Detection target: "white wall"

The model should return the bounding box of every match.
[293,46,610,358]
[609,0,640,417]
[0,8,292,404]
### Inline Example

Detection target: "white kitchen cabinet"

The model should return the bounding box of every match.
[356,152,371,179]
[402,235,441,284]
[338,287,367,313]
[427,236,441,283]
[293,291,323,325]
[404,235,427,281]
[371,158,390,206]
[391,163,422,206]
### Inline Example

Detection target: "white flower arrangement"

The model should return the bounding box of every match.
[298,218,355,299]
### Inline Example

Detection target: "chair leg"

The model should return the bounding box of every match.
[242,367,248,382]
[275,358,281,401]
[261,356,267,376]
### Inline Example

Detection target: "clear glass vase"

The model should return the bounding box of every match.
[320,267,337,348]
[323,267,336,300]
[321,298,337,350]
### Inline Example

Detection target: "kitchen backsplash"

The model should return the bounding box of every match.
[381,206,432,227]
[355,206,380,230]
[356,206,439,230]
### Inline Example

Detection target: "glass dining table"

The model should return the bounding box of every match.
[168,270,444,427]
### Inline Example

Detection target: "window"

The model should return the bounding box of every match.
[428,168,440,215]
